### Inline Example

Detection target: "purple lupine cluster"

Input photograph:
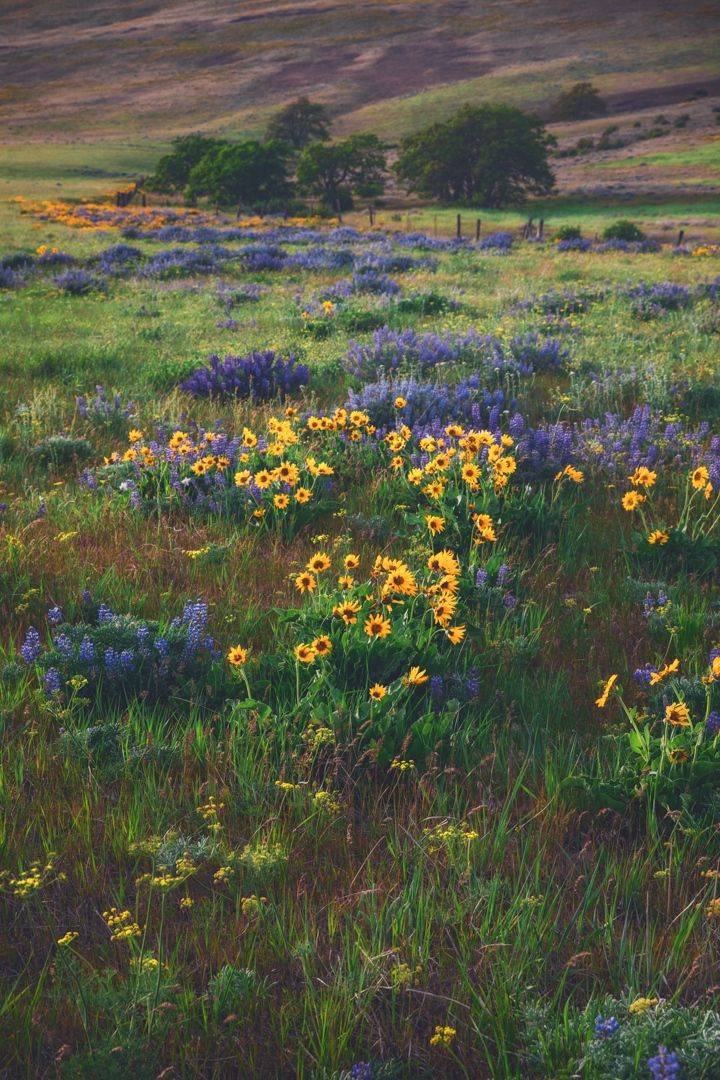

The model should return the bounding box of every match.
[428,669,482,712]
[140,247,224,278]
[571,407,720,484]
[76,385,137,426]
[36,250,76,267]
[508,333,568,373]
[344,326,547,382]
[355,249,438,274]
[513,421,576,480]
[706,711,720,737]
[594,238,661,254]
[647,1046,680,1080]
[18,598,221,707]
[634,663,659,686]
[20,627,42,664]
[349,1064,374,1080]
[593,1015,620,1039]
[322,269,402,300]
[0,265,23,289]
[395,231,465,251]
[627,281,691,318]
[475,564,519,614]
[180,350,310,402]
[286,246,355,271]
[95,243,142,276]
[53,269,108,295]
[555,237,593,252]
[478,231,513,252]
[346,376,507,431]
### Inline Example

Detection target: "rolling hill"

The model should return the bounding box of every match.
[1,0,719,201]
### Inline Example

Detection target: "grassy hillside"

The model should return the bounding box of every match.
[1,0,719,203]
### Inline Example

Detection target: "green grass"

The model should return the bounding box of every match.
[1,191,719,1078]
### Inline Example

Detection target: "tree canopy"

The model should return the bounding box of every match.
[147,134,228,194]
[394,104,556,208]
[185,140,292,208]
[265,97,332,150]
[550,81,607,121]
[296,134,387,210]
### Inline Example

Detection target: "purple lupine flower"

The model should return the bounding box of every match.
[154,638,169,658]
[349,1064,374,1080]
[497,565,510,586]
[476,569,489,587]
[79,636,95,663]
[634,664,658,687]
[594,1015,620,1039]
[647,1046,680,1080]
[181,350,309,403]
[78,469,97,490]
[706,712,720,738]
[104,648,120,676]
[20,628,42,664]
[47,606,63,625]
[54,634,74,660]
[44,668,62,696]
[503,594,518,609]
[97,604,114,624]
[120,650,135,673]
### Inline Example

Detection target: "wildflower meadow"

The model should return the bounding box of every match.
[1,197,720,1079]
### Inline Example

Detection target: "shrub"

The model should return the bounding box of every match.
[30,434,93,468]
[554,226,583,242]
[180,350,310,402]
[602,220,646,243]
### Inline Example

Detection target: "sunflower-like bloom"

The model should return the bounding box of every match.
[369,683,388,700]
[294,571,317,593]
[426,515,445,535]
[622,491,645,511]
[403,666,429,686]
[595,673,618,708]
[665,702,691,727]
[333,599,361,624]
[295,643,317,663]
[307,552,331,573]
[227,645,248,667]
[364,614,392,638]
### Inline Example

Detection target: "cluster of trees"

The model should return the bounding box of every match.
[148,99,388,213]
[147,85,606,212]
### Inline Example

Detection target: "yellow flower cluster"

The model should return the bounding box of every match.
[6,859,55,898]
[103,908,143,941]
[423,821,479,852]
[429,1024,457,1047]
[241,894,268,917]
[628,996,658,1016]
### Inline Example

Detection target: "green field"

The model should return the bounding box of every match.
[1,174,720,1078]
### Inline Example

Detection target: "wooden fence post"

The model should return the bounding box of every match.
[538,218,544,240]
[368,206,374,227]
[475,218,481,242]
[677,229,685,246]
[456,213,462,239]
